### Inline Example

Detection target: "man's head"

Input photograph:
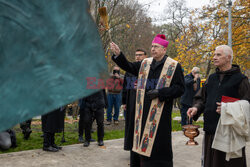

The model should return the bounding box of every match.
[191,67,200,76]
[151,34,169,61]
[135,49,147,62]
[213,45,233,70]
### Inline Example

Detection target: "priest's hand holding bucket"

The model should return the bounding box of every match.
[187,107,198,118]
[183,107,200,145]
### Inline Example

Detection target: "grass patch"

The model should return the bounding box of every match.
[0,124,125,154]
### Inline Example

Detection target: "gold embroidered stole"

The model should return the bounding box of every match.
[132,57,177,157]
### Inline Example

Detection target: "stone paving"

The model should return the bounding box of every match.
[0,130,249,167]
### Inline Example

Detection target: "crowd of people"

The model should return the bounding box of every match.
[110,35,250,167]
[0,34,249,167]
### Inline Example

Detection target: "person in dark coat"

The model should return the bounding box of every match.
[20,119,32,140]
[122,48,147,167]
[78,98,96,143]
[83,89,108,147]
[110,34,185,167]
[78,98,85,143]
[187,45,250,167]
[180,67,201,126]
[0,129,17,150]
[42,107,65,152]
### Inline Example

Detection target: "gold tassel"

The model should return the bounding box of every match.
[98,7,112,41]
[98,7,109,30]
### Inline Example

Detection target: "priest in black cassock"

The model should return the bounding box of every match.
[110,34,185,167]
[187,45,250,167]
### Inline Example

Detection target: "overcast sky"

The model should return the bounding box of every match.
[137,0,234,25]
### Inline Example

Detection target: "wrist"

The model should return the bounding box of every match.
[115,51,121,56]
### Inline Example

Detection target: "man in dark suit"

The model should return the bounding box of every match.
[82,90,108,147]
[180,67,200,126]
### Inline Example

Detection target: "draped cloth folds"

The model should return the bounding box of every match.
[0,0,108,132]
[212,100,250,160]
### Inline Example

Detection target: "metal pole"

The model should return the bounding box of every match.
[228,0,232,47]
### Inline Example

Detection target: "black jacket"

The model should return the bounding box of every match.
[84,89,108,110]
[122,72,137,150]
[78,98,86,111]
[180,73,200,106]
[42,108,65,133]
[122,72,137,105]
[193,65,249,134]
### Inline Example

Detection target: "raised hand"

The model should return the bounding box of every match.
[110,42,121,56]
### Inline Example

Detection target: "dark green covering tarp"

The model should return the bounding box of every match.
[0,0,108,131]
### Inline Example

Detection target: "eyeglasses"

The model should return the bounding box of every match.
[135,54,145,57]
[151,45,163,49]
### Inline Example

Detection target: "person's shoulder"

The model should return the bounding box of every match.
[208,72,217,78]
[238,74,248,85]
[140,57,153,65]
[175,62,183,71]
[144,57,153,61]
[165,56,177,63]
[205,73,217,84]
[239,72,248,79]
[184,73,192,78]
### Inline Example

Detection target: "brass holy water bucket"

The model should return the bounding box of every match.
[182,124,200,145]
